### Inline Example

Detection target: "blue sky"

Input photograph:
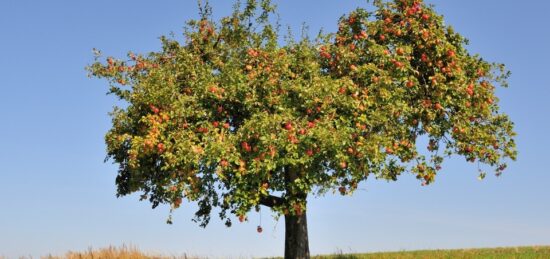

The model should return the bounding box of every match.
[1,0,549,258]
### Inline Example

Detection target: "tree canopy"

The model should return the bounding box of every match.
[88,0,516,229]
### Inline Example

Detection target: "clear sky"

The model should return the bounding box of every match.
[1,0,549,258]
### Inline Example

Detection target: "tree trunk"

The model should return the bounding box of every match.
[284,208,310,259]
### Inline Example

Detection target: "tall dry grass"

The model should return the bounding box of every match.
[42,245,201,259]
[9,245,548,259]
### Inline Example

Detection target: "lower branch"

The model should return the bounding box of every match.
[259,195,284,208]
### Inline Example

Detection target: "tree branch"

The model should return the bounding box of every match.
[259,195,284,208]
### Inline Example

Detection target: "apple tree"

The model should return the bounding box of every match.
[88,0,516,258]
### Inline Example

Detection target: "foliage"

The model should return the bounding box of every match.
[87,0,516,227]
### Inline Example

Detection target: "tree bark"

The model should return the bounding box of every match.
[259,195,284,208]
[284,208,310,259]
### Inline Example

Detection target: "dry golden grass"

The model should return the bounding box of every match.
[16,245,549,259]
[42,245,201,259]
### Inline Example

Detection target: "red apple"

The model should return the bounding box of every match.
[393,60,404,68]
[447,50,455,57]
[396,48,405,55]
[466,87,474,96]
[287,134,298,144]
[157,143,165,153]
[321,51,331,59]
[284,122,293,131]
[421,53,428,62]
[241,142,251,152]
[174,197,182,208]
[338,186,346,194]
[340,161,347,169]
[247,49,258,57]
[220,159,229,167]
[422,30,430,39]
[144,139,153,149]
[150,104,160,114]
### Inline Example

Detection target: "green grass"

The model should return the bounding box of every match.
[25,245,550,259]
[312,246,550,259]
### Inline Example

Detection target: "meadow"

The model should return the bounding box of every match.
[317,246,550,259]
[28,245,550,259]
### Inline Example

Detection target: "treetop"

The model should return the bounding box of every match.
[88,0,516,227]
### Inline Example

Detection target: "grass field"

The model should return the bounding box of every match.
[15,245,550,259]
[41,245,199,259]
[315,246,550,259]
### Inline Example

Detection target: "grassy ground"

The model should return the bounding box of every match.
[15,245,549,259]
[314,246,550,259]
[41,245,201,259]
